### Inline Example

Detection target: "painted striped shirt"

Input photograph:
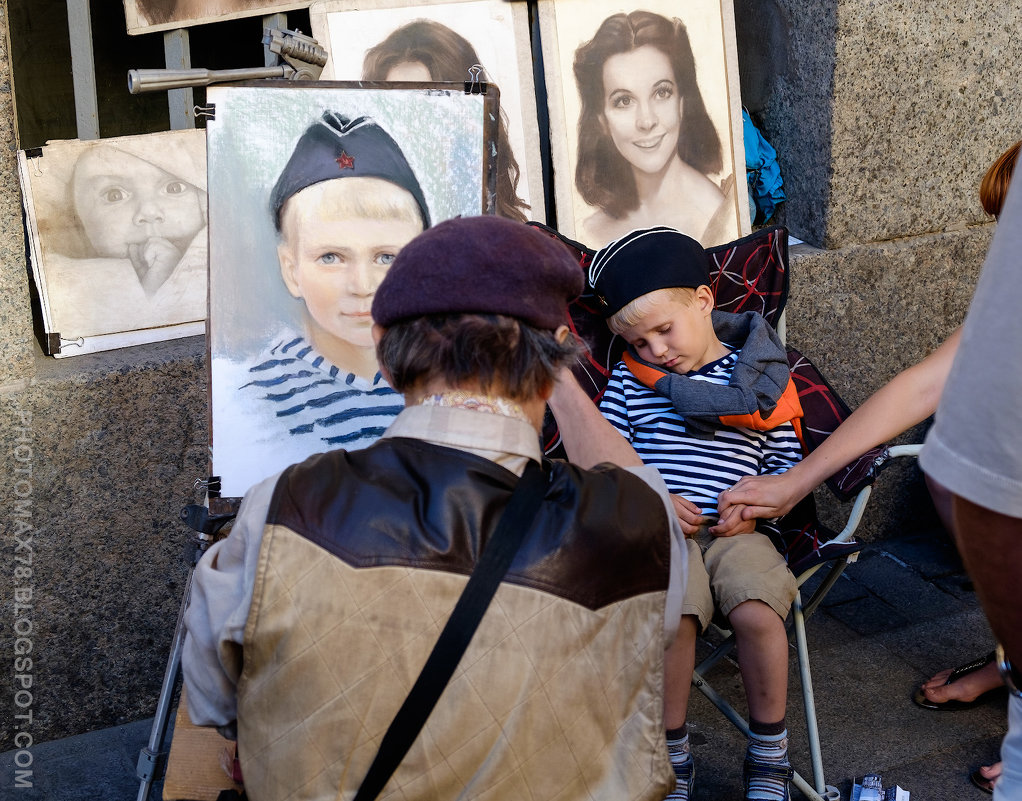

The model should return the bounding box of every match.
[239,332,403,451]
[600,350,802,529]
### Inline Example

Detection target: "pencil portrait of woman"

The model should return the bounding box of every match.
[572,9,738,247]
[362,19,529,222]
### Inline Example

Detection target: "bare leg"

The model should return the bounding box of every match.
[664,615,699,800]
[665,615,699,729]
[729,600,788,724]
[950,497,1022,669]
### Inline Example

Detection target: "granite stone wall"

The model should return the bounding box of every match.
[737,0,1020,539]
[742,0,1022,249]
[785,229,992,537]
[0,10,209,746]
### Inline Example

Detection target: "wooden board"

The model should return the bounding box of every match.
[163,686,243,801]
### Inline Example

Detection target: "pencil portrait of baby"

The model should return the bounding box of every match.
[17,129,208,352]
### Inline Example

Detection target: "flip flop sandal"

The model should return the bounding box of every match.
[970,766,998,794]
[912,651,1001,711]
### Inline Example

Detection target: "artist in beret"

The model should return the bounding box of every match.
[183,215,687,801]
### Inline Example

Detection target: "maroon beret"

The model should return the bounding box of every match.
[372,216,584,329]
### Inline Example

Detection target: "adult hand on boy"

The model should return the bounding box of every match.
[717,472,804,522]
[670,494,710,536]
[709,502,757,537]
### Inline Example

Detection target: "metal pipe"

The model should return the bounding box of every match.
[127,65,293,94]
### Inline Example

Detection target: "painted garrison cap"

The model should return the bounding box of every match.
[270,112,431,230]
[372,216,584,329]
[588,226,710,318]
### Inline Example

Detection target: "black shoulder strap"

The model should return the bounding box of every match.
[352,461,548,801]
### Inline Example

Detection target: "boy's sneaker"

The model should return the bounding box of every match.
[743,754,793,801]
[666,755,694,801]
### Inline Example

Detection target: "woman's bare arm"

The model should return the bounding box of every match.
[720,327,961,519]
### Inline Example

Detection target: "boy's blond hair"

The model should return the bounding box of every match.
[278,176,423,246]
[608,286,699,335]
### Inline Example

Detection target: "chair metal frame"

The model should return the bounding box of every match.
[690,444,921,801]
[527,220,926,801]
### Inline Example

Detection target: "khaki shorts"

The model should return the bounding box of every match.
[683,526,797,630]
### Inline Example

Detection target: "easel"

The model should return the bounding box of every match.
[135,499,234,801]
[112,13,326,799]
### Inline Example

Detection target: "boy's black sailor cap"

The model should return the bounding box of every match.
[588,226,710,318]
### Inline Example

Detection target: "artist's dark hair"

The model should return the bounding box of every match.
[979,139,1021,218]
[573,10,722,218]
[376,313,578,401]
[363,19,529,222]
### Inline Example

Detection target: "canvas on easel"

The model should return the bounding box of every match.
[537,0,749,250]
[16,130,207,357]
[206,81,497,499]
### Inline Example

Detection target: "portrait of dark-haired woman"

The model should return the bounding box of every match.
[363,18,529,222]
[573,9,736,247]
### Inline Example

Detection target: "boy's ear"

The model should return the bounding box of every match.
[694,285,715,316]
[277,243,303,300]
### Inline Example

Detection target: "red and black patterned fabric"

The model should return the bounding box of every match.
[527,222,880,574]
[706,225,789,326]
[787,348,887,501]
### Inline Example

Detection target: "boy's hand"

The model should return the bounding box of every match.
[709,503,757,537]
[670,494,709,537]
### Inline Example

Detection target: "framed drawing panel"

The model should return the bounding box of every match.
[310,0,544,221]
[206,81,496,498]
[16,130,207,356]
[124,1,310,34]
[538,0,749,250]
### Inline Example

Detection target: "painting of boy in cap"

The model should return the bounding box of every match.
[207,85,488,497]
[238,112,428,456]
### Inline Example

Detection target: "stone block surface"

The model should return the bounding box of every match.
[751,0,1022,248]
[784,226,990,540]
[0,9,35,384]
[0,338,208,744]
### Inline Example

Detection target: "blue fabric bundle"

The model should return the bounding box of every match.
[743,109,786,223]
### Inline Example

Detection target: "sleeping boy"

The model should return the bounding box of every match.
[590,226,803,801]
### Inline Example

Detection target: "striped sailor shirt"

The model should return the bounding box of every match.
[600,350,802,532]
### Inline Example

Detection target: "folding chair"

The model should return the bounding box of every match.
[529,222,921,801]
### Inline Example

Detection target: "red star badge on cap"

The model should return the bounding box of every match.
[336,151,355,170]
